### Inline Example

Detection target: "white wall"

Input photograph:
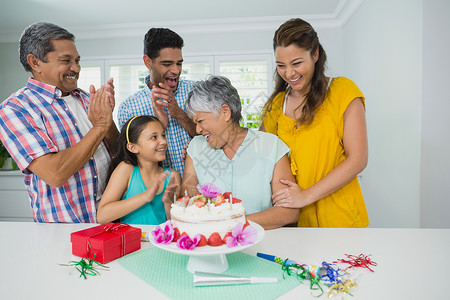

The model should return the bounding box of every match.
[343,0,422,227]
[420,0,450,228]
[0,42,28,100]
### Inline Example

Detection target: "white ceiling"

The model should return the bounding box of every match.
[0,0,362,42]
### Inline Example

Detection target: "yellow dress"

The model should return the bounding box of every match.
[263,77,369,227]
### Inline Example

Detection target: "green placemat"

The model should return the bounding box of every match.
[118,247,301,300]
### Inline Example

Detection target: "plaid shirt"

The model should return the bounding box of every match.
[117,76,194,175]
[0,77,109,223]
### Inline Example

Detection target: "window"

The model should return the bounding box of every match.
[181,56,213,81]
[78,58,104,92]
[78,54,273,129]
[216,55,272,128]
[77,67,102,92]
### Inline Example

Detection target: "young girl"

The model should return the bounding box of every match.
[97,115,180,225]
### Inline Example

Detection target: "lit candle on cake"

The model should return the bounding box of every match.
[182,190,187,212]
[230,194,233,210]
[183,195,189,213]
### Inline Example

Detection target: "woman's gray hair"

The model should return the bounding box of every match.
[186,75,242,125]
[19,22,75,72]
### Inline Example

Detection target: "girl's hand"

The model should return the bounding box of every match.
[272,179,312,208]
[146,170,171,202]
[162,183,179,205]
[162,170,180,205]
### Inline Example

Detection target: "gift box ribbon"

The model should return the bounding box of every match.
[86,223,129,258]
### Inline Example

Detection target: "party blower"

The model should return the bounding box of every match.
[193,271,278,287]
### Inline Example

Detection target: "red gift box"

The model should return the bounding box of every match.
[71,223,141,264]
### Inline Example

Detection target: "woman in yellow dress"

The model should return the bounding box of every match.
[261,18,369,227]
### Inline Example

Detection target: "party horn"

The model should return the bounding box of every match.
[257,252,304,266]
[193,271,277,287]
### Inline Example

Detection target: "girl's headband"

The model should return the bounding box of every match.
[126,116,139,143]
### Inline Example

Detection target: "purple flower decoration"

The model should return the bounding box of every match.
[197,183,222,199]
[152,220,174,244]
[225,222,257,248]
[177,234,201,250]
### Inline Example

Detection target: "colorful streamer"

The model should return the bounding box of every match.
[258,252,377,298]
[334,254,377,272]
[319,262,345,286]
[60,254,109,279]
[327,278,357,298]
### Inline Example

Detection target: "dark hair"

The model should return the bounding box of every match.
[107,116,162,180]
[186,75,242,125]
[19,22,75,72]
[143,28,184,60]
[263,18,328,125]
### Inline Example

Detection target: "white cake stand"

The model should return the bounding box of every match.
[150,221,265,274]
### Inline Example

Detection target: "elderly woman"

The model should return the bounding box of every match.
[182,75,299,230]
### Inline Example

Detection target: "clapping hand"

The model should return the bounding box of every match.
[105,77,115,110]
[151,88,169,129]
[146,170,172,202]
[88,84,113,131]
[152,82,184,120]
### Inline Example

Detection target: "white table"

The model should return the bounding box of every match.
[1,222,449,299]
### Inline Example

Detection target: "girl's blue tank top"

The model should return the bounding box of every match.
[120,166,170,225]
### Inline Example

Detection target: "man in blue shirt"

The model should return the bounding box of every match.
[117,28,196,175]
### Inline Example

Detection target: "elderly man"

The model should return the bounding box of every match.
[118,28,196,176]
[0,22,118,223]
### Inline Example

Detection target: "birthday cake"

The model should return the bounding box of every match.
[152,183,256,249]
[171,192,246,245]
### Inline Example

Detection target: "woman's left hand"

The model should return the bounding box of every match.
[272,179,311,208]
